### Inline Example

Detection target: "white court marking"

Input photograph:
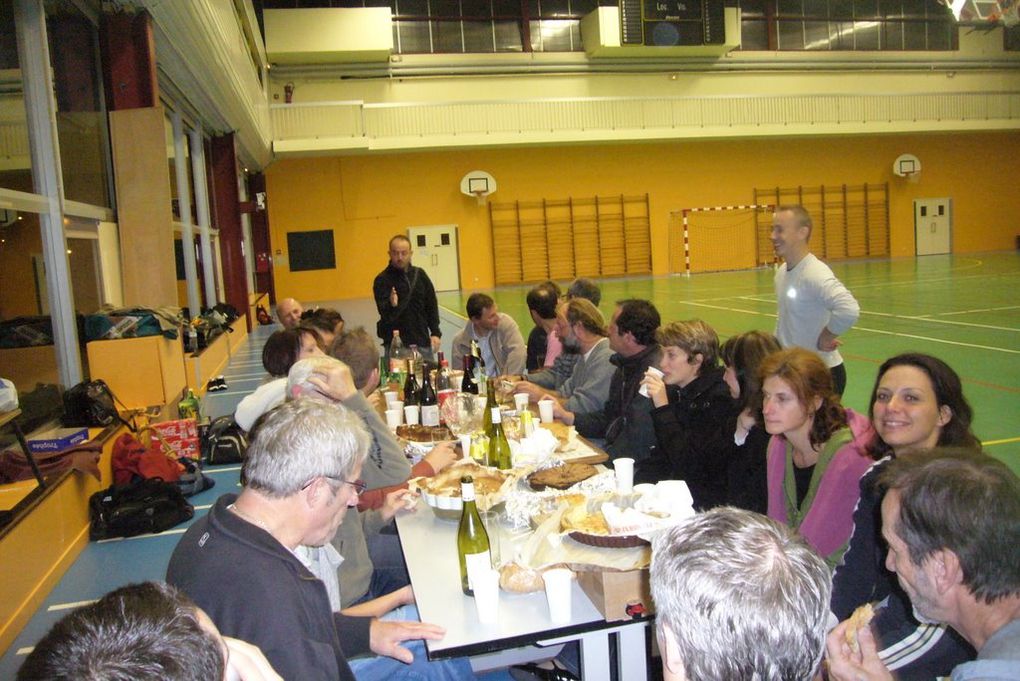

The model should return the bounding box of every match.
[47,599,97,612]
[927,305,1020,317]
[96,528,187,544]
[678,300,1020,355]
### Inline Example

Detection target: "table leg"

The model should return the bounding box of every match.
[578,630,611,681]
[617,623,648,680]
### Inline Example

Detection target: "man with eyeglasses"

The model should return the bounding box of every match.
[167,399,473,681]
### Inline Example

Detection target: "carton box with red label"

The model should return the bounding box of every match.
[150,418,199,460]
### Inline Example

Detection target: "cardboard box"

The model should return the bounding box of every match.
[149,418,200,460]
[577,568,655,622]
[27,427,89,453]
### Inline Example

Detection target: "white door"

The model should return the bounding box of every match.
[914,198,952,256]
[407,225,460,292]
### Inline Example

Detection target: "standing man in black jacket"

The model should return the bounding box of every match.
[372,235,441,361]
[552,299,661,465]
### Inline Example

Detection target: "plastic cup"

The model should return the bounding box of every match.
[385,409,402,429]
[639,366,665,397]
[614,457,635,494]
[404,405,420,426]
[542,568,573,623]
[391,400,404,415]
[473,568,500,624]
[459,434,473,459]
[513,392,530,413]
[384,390,399,407]
[479,510,501,568]
[538,399,555,423]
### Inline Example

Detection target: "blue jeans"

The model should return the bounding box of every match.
[348,606,475,681]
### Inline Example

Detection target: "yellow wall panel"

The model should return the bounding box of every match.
[266,131,1020,296]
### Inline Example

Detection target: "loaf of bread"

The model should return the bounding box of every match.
[528,462,597,491]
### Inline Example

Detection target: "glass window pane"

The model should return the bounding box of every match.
[396,0,428,15]
[540,0,571,16]
[432,19,464,52]
[802,0,828,17]
[430,0,460,14]
[398,21,432,52]
[740,18,769,49]
[926,19,952,50]
[1005,25,1020,51]
[902,19,926,49]
[830,20,853,49]
[829,0,855,19]
[463,20,495,52]
[492,0,521,16]
[535,18,574,50]
[739,0,767,17]
[879,0,903,18]
[494,19,524,51]
[881,20,903,49]
[853,19,880,49]
[778,0,804,16]
[854,0,879,18]
[46,0,112,209]
[1,11,37,196]
[777,19,805,48]
[901,0,926,18]
[0,215,68,398]
[804,20,831,48]
[570,0,598,15]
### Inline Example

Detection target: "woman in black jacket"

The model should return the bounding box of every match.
[635,319,735,510]
[720,330,782,514]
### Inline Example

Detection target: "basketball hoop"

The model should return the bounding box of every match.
[472,189,487,206]
[893,153,922,184]
[460,171,496,207]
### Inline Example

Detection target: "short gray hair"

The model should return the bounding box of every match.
[286,356,343,402]
[242,399,369,498]
[650,507,831,681]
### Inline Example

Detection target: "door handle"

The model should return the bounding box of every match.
[931,223,936,233]
[432,254,438,266]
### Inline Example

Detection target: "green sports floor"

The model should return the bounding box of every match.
[438,251,1020,476]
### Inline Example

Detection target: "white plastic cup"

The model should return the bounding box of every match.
[614,457,635,494]
[384,390,399,407]
[385,409,402,430]
[542,568,573,624]
[391,400,404,415]
[479,510,501,568]
[404,405,420,426]
[459,434,473,459]
[538,399,555,424]
[473,568,500,624]
[513,392,530,413]
[639,366,665,397]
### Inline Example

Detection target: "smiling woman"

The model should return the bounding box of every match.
[759,347,874,568]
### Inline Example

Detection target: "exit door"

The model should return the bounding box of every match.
[914,199,952,256]
[407,225,460,292]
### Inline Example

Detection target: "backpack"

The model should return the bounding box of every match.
[176,456,215,497]
[88,478,193,540]
[201,415,248,465]
[62,380,135,431]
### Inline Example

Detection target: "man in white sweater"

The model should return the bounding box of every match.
[771,205,860,395]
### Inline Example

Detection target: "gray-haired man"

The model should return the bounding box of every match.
[651,507,832,681]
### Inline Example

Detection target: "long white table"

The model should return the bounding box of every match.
[395,499,651,680]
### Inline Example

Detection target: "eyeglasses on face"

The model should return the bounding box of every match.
[302,476,367,494]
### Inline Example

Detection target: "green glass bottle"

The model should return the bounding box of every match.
[483,378,497,435]
[488,407,513,470]
[457,475,491,596]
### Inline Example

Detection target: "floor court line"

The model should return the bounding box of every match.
[860,311,1020,333]
[96,528,187,544]
[680,297,1018,355]
[930,305,1020,317]
[46,600,97,612]
[983,436,1020,447]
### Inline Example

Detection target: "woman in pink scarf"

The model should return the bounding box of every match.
[760,348,874,567]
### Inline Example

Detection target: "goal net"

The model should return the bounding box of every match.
[670,204,774,275]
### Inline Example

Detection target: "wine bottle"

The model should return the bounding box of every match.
[457,475,491,596]
[461,355,479,394]
[483,378,497,435]
[436,356,455,420]
[408,344,424,382]
[403,357,420,406]
[488,408,513,470]
[389,330,407,381]
[419,361,439,426]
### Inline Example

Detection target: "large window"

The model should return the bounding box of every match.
[737,0,959,51]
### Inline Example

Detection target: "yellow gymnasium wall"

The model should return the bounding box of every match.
[265,130,1020,300]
